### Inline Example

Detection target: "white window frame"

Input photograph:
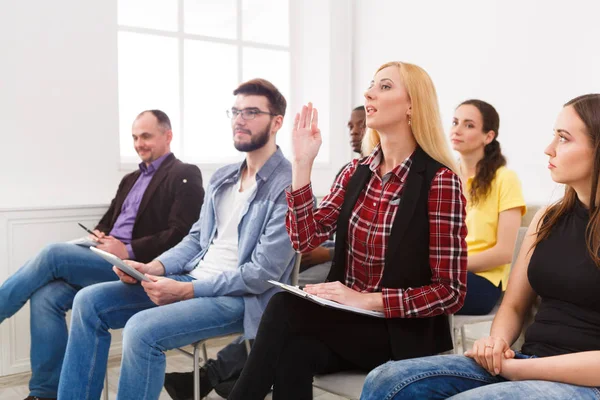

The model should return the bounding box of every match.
[118,0,353,197]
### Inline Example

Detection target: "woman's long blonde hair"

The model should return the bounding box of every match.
[363,61,458,172]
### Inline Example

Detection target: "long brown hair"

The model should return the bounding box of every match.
[534,94,600,267]
[459,100,507,205]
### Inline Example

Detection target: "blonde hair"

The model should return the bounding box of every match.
[363,61,458,172]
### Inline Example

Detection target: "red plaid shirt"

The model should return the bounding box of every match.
[286,146,467,318]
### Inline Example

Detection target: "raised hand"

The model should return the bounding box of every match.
[292,103,321,165]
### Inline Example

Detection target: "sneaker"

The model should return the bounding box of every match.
[164,368,213,400]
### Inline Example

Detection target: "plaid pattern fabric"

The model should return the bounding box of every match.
[286,146,467,318]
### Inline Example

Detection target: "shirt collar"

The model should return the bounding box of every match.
[138,152,172,175]
[359,144,414,183]
[233,146,286,182]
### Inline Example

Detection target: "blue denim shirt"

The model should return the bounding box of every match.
[157,148,296,338]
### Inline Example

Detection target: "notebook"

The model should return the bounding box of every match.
[67,236,99,247]
[267,280,385,318]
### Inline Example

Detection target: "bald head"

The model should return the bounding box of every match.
[132,110,173,165]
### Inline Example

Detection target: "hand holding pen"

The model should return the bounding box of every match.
[78,223,105,242]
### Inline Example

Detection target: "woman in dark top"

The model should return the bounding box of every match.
[229,61,468,400]
[360,93,600,399]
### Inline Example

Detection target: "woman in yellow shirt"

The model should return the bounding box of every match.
[450,99,526,315]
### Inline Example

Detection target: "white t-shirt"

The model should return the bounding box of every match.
[188,178,256,280]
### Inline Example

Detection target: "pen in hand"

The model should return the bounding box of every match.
[78,223,101,239]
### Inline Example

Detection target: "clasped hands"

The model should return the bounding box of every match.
[465,336,519,379]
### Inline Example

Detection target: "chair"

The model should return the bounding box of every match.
[313,227,530,399]
[313,371,366,400]
[452,226,529,353]
[174,252,302,400]
[102,254,301,400]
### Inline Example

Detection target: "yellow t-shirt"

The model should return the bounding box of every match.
[465,167,526,290]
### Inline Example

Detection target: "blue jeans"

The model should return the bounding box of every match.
[57,278,245,400]
[0,243,118,398]
[361,354,600,399]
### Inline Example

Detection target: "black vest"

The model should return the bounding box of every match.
[328,147,454,359]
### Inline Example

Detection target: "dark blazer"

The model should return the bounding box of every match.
[329,148,455,359]
[95,153,204,263]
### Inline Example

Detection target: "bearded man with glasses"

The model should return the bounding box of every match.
[57,79,296,400]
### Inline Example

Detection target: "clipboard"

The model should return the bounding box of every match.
[267,280,385,318]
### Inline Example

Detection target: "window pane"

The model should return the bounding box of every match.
[242,48,291,158]
[184,40,239,163]
[242,0,289,46]
[118,0,178,32]
[118,32,180,162]
[184,0,237,39]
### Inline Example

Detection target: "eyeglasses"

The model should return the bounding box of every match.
[226,108,276,120]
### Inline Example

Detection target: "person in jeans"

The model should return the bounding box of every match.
[229,61,468,400]
[164,105,367,400]
[0,109,204,400]
[360,94,600,400]
[56,78,296,400]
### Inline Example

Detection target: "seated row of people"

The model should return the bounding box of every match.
[359,93,600,400]
[228,63,600,399]
[1,59,598,400]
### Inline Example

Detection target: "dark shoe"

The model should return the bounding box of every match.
[164,368,213,400]
[24,397,56,400]
[214,376,238,398]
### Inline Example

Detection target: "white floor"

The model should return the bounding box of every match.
[0,324,491,400]
[0,335,346,400]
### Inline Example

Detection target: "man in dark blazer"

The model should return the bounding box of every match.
[0,109,204,400]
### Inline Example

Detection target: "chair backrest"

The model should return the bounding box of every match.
[290,252,301,286]
[511,226,529,267]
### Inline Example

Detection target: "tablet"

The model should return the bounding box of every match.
[90,247,151,282]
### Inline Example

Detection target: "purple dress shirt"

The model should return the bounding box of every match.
[109,152,171,259]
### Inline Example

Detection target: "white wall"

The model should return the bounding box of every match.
[353,0,600,205]
[0,0,354,210]
[0,0,123,209]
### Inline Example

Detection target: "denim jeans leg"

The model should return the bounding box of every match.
[58,275,245,400]
[117,294,244,400]
[28,280,78,398]
[449,380,600,400]
[361,355,504,400]
[0,243,116,322]
[57,280,157,400]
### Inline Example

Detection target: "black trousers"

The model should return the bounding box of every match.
[229,292,393,400]
[205,335,252,385]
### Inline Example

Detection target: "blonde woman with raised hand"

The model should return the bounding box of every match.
[229,61,468,400]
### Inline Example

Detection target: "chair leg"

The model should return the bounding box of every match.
[202,341,208,366]
[244,338,252,355]
[193,341,201,400]
[453,327,460,354]
[103,370,109,400]
[461,325,468,354]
